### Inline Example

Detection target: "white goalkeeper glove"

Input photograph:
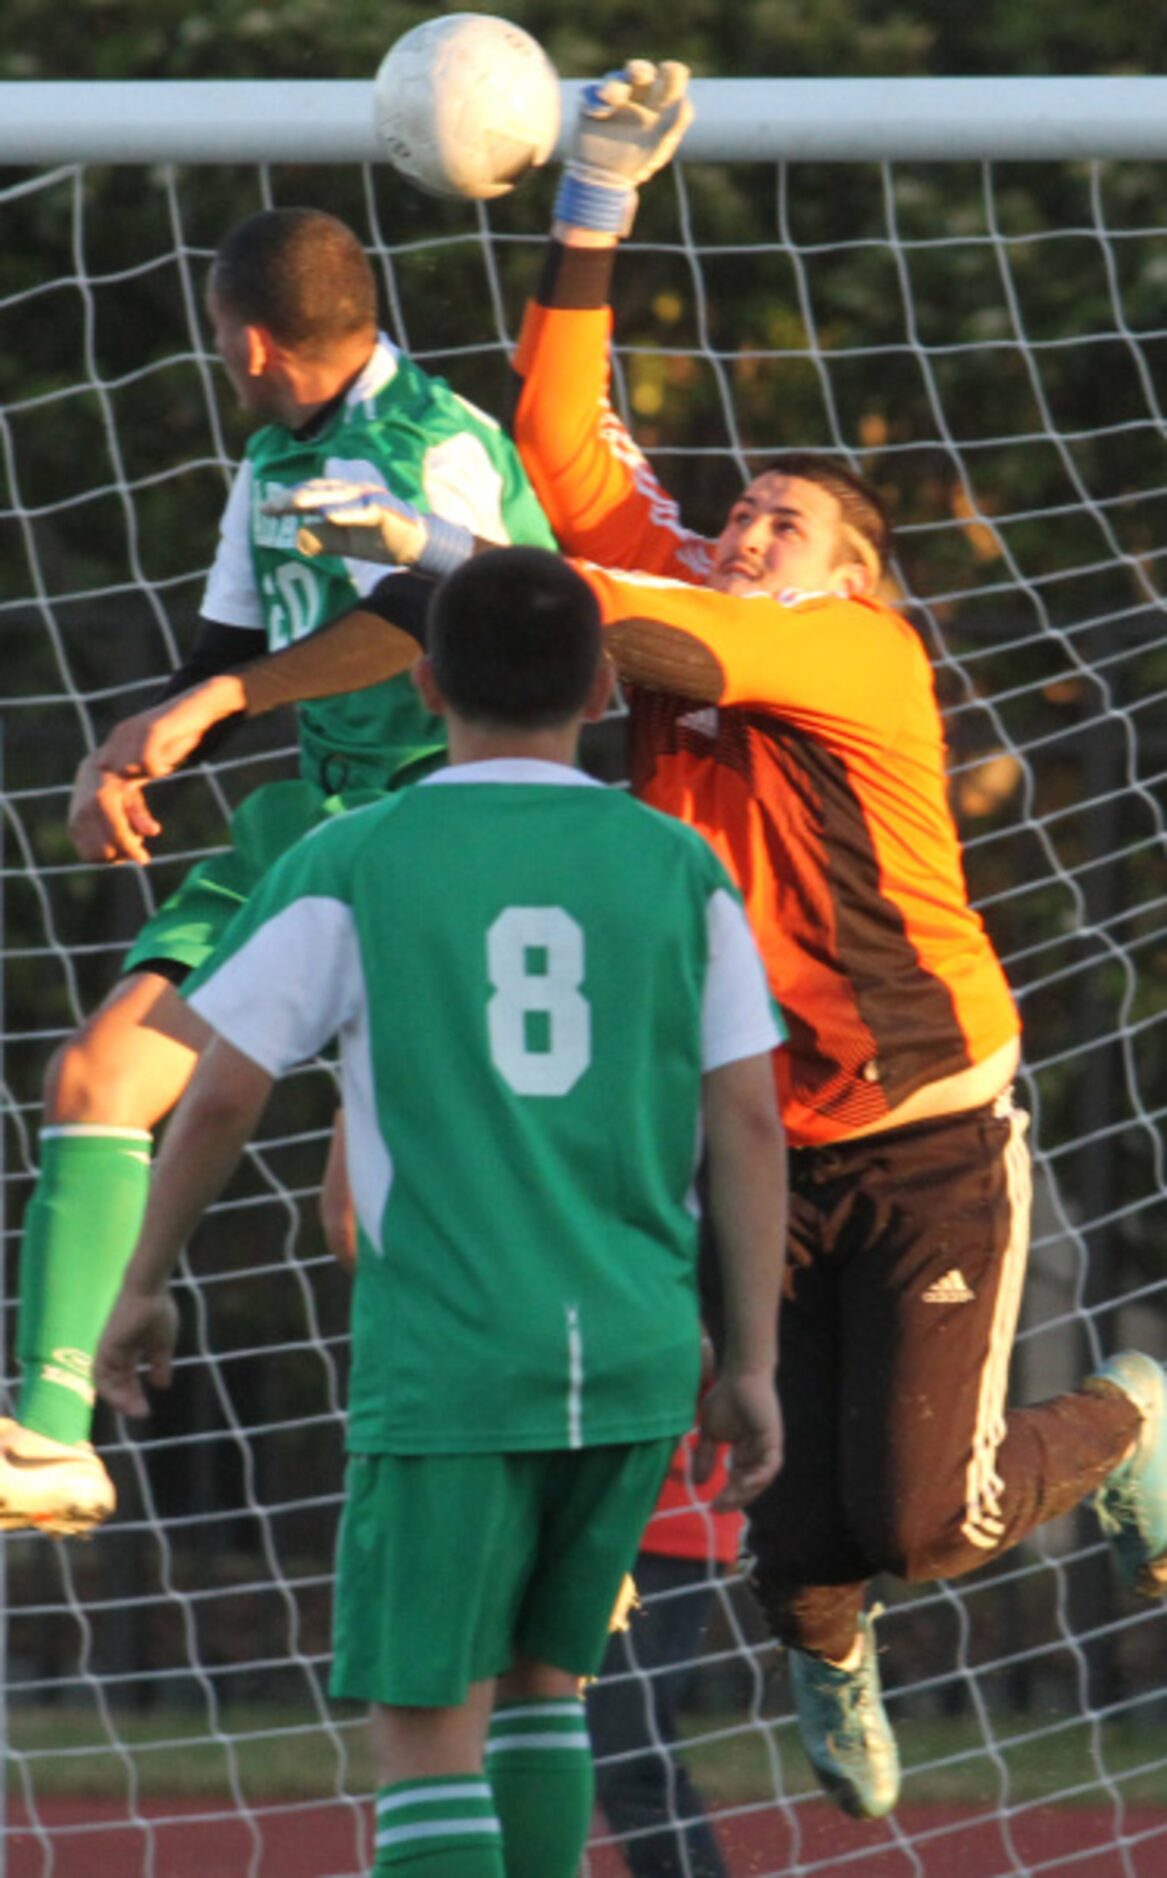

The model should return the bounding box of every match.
[554,60,693,237]
[261,479,474,575]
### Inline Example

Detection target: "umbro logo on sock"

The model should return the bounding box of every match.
[922,1267,975,1304]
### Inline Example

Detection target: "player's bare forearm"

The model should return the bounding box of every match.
[320,1109,357,1272]
[703,1051,786,1375]
[124,1036,273,1292]
[99,674,248,780]
[694,1050,787,1503]
[95,1037,273,1416]
[97,609,426,774]
[239,610,425,715]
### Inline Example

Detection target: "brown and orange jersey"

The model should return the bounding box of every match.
[512,248,1020,1146]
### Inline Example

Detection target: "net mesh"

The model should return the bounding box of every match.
[1,138,1165,1877]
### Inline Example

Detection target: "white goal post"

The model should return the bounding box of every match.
[2,73,1166,1878]
[5,75,1167,162]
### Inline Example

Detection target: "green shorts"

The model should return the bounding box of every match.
[122,779,384,978]
[330,1439,676,1709]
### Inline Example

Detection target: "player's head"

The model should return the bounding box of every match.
[709,454,892,601]
[424,548,607,732]
[207,208,377,416]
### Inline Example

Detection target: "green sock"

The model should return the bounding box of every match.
[486,1700,594,1878]
[17,1127,152,1444]
[372,1774,504,1874]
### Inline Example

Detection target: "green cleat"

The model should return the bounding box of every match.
[1088,1352,1167,1598]
[788,1609,900,1820]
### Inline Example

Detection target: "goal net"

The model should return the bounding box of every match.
[1,77,1165,1878]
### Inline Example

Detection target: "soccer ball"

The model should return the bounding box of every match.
[373,14,561,202]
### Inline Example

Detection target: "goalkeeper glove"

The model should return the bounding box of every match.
[261,480,473,576]
[554,60,693,236]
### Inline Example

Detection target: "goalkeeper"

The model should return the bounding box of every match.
[2,205,555,1537]
[241,63,1167,1832]
[94,546,787,1878]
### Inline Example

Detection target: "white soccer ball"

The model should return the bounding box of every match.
[373,14,561,202]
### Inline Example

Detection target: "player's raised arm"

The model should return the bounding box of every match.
[553,59,694,241]
[511,60,709,578]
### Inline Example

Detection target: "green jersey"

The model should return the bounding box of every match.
[200,337,556,792]
[188,761,781,1456]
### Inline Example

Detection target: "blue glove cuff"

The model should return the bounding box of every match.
[553,170,636,234]
[416,516,475,579]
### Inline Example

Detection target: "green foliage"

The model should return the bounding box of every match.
[4,0,1167,85]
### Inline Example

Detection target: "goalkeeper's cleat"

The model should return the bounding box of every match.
[788,1610,900,1820]
[0,1419,115,1537]
[1088,1351,1167,1597]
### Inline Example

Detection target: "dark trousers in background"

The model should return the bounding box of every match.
[588,1550,730,1878]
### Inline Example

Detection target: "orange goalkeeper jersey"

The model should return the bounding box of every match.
[512,251,1020,1146]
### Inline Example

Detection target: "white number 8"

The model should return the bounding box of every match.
[487,907,591,1097]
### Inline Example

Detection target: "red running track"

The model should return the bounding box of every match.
[5,1798,1166,1876]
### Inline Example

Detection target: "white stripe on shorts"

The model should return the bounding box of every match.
[960,1093,1032,1550]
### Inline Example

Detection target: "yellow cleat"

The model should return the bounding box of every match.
[0,1418,115,1536]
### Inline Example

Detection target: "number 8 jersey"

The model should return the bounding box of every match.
[186,759,782,1455]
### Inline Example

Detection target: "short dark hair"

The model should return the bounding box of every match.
[758,451,893,578]
[429,549,603,729]
[209,208,377,354]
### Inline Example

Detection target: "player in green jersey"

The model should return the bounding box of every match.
[95,547,786,1878]
[2,207,556,1537]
